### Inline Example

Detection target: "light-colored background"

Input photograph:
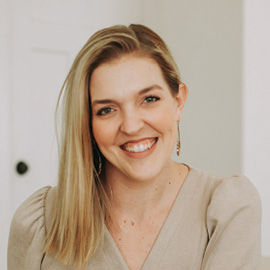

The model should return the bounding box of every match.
[0,0,269,269]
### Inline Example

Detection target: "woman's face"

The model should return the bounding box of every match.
[90,55,187,182]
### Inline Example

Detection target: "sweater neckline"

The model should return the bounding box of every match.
[102,166,201,270]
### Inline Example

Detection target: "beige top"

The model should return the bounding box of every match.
[8,168,262,270]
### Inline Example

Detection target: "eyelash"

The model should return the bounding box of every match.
[96,95,160,116]
[144,95,160,103]
[96,107,114,116]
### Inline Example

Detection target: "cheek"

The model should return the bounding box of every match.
[150,106,177,133]
[92,119,116,148]
[92,119,104,144]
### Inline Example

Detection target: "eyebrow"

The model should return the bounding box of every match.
[91,84,163,106]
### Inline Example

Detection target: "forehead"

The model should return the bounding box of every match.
[90,55,168,100]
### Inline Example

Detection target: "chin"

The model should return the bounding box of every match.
[123,165,164,183]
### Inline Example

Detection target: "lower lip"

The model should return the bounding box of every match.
[121,139,158,159]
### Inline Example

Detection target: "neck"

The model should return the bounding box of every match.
[105,161,188,218]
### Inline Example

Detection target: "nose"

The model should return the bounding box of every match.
[119,109,144,135]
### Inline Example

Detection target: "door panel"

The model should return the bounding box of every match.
[10,0,100,213]
[12,50,67,209]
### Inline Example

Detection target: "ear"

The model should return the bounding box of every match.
[175,83,188,122]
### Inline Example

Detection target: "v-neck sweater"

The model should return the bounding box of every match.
[8,167,262,270]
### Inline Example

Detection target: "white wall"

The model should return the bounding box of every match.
[143,0,243,176]
[243,0,270,258]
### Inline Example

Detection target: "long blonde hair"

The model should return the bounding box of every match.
[44,24,181,269]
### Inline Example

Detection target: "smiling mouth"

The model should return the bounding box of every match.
[121,138,158,153]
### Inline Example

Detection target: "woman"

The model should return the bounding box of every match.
[8,24,261,270]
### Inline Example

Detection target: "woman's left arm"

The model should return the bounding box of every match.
[201,175,262,270]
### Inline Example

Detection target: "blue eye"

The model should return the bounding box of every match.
[144,96,160,103]
[97,107,113,116]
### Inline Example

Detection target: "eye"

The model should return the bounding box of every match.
[97,107,114,116]
[144,96,160,103]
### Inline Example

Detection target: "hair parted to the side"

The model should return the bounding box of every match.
[44,24,182,269]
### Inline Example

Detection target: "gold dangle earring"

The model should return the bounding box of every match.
[97,150,102,175]
[93,140,102,176]
[177,121,181,156]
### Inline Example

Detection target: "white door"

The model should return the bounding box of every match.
[10,2,90,212]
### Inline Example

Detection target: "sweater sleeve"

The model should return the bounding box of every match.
[201,175,261,270]
[8,186,52,270]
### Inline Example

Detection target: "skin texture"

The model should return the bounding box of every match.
[90,55,188,270]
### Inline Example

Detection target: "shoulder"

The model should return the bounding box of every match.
[12,187,51,229]
[196,171,262,239]
[187,168,261,225]
[190,168,261,209]
[191,170,262,269]
[8,186,57,268]
[10,186,53,233]
[207,173,261,217]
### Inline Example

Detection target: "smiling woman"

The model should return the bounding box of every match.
[7,24,261,270]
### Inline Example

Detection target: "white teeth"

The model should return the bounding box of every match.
[123,139,157,153]
[139,144,145,152]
